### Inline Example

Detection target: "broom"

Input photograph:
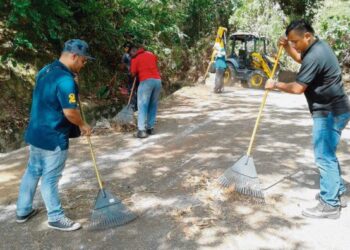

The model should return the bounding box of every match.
[217,46,283,200]
[114,78,137,125]
[78,100,137,230]
[201,51,216,84]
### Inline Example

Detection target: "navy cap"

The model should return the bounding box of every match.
[62,39,95,60]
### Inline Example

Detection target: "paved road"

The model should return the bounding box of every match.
[1,83,350,249]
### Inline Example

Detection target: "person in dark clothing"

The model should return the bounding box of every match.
[16,39,93,231]
[121,42,138,111]
[265,20,350,219]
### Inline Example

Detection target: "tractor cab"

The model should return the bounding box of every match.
[230,33,267,68]
[225,32,278,88]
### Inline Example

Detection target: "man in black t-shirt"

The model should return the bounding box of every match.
[265,20,350,219]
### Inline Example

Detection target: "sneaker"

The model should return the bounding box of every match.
[146,128,154,135]
[315,192,347,208]
[134,130,148,138]
[302,201,340,219]
[16,209,39,223]
[48,217,81,231]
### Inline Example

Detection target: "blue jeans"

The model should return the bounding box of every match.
[16,145,68,222]
[313,112,350,207]
[137,78,162,131]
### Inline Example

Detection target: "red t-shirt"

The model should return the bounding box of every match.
[130,48,161,82]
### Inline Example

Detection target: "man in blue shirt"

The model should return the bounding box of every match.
[16,39,93,231]
[266,20,350,219]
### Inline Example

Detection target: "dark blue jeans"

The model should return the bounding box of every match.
[313,112,350,206]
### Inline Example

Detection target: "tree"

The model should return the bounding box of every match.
[274,0,324,21]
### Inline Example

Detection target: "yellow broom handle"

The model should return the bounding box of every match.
[127,78,137,105]
[86,136,104,190]
[78,100,104,190]
[203,50,216,80]
[246,46,283,156]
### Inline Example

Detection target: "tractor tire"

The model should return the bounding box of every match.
[224,63,238,86]
[247,70,267,89]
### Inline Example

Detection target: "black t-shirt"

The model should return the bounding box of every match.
[296,39,350,117]
[122,53,131,71]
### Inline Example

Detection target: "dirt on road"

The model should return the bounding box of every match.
[1,79,350,250]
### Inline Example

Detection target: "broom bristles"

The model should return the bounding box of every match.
[89,203,137,230]
[218,173,265,201]
[114,106,134,125]
[217,156,265,201]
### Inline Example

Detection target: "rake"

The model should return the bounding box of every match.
[217,46,283,200]
[201,51,216,84]
[114,78,137,125]
[79,101,137,230]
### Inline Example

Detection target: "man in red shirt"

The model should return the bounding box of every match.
[130,45,162,138]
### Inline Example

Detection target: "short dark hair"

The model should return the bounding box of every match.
[285,19,315,36]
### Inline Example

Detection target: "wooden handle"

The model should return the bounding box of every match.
[127,78,137,105]
[78,100,104,190]
[246,46,283,156]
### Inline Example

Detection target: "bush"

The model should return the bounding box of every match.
[316,15,350,66]
[2,0,238,95]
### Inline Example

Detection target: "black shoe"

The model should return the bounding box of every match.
[146,128,154,135]
[302,201,340,219]
[16,209,39,223]
[315,192,347,208]
[134,130,148,138]
[48,216,81,231]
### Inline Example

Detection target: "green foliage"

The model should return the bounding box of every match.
[274,0,324,21]
[0,0,280,95]
[314,0,350,66]
[8,0,72,44]
[181,0,236,44]
[317,15,350,64]
[112,0,186,50]
[229,0,286,51]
